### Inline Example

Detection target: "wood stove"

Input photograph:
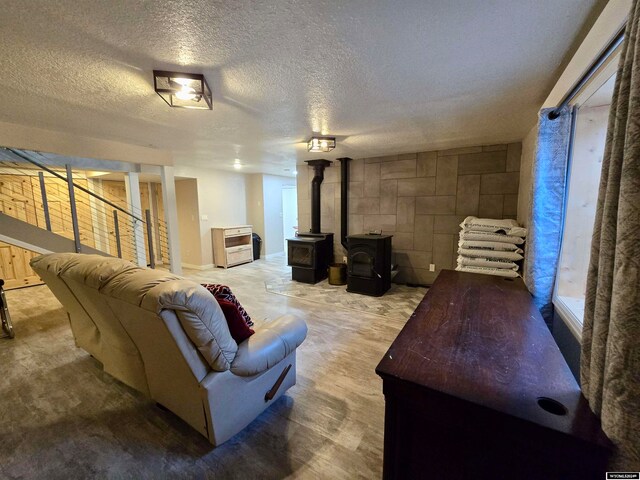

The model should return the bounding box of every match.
[347,234,392,296]
[287,159,334,284]
[288,233,334,283]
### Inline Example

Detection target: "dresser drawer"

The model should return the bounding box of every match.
[226,246,252,266]
[225,227,252,237]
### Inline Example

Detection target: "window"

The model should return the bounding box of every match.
[553,70,617,339]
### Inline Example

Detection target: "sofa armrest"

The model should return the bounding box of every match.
[230,314,307,377]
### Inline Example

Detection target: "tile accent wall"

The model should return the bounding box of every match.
[296,142,522,285]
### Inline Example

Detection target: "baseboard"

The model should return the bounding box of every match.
[182,262,216,270]
[265,252,285,259]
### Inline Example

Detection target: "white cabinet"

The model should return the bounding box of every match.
[212,225,253,268]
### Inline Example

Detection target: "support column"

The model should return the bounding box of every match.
[149,182,163,263]
[87,178,110,254]
[124,171,147,267]
[160,166,182,274]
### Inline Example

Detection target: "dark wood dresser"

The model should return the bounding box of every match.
[376,270,611,480]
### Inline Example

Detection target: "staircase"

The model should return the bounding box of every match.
[0,213,107,256]
[0,147,171,288]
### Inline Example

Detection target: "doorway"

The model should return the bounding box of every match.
[282,187,298,252]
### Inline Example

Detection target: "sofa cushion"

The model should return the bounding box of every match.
[61,256,141,289]
[30,252,85,276]
[201,284,253,327]
[100,268,182,306]
[142,281,238,371]
[217,299,254,344]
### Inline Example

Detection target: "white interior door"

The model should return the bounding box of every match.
[282,187,298,251]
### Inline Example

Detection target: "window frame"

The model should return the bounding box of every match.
[551,52,620,342]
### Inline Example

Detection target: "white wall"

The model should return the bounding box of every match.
[262,174,296,255]
[0,120,172,166]
[171,167,293,263]
[543,0,630,108]
[174,166,247,267]
[175,179,202,266]
[245,174,265,255]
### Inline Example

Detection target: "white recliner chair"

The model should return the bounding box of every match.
[30,253,307,446]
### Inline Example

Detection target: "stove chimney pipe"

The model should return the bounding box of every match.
[338,158,351,250]
[305,159,332,234]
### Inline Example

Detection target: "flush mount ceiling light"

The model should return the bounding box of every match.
[307,136,336,152]
[153,70,213,110]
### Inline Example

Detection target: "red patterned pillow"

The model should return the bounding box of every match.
[217,299,254,344]
[201,284,253,327]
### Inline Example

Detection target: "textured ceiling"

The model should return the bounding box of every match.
[0,0,601,176]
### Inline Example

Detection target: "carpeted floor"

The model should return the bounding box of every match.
[0,255,427,479]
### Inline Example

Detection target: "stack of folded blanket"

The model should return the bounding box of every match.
[455,216,527,278]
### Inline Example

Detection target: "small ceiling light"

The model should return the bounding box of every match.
[307,136,336,152]
[233,159,242,169]
[153,70,212,110]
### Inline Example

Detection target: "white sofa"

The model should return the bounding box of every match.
[30,253,307,446]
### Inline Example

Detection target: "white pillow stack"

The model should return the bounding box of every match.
[455,216,527,278]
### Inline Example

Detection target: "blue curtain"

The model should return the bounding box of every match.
[524,106,573,324]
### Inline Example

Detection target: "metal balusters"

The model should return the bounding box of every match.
[113,210,122,259]
[0,149,175,268]
[65,165,82,253]
[37,171,52,232]
[145,209,155,269]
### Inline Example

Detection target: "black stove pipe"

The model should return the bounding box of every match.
[305,159,332,234]
[339,158,351,250]
[310,170,323,234]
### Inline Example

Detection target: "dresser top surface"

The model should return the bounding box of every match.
[376,270,610,447]
[212,225,252,230]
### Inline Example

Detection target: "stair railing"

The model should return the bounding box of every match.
[0,148,170,269]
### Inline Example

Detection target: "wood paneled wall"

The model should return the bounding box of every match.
[0,241,43,289]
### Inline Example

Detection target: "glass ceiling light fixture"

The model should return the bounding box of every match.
[153,70,213,110]
[307,136,336,153]
[234,159,242,169]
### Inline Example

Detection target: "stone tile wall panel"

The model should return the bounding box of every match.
[296,141,522,285]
